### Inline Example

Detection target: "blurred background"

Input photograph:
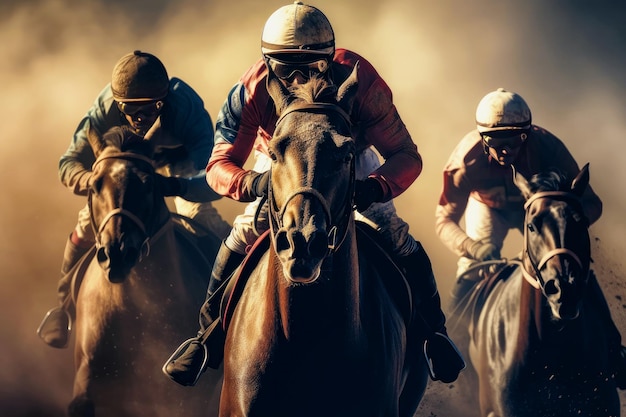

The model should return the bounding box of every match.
[1,0,625,415]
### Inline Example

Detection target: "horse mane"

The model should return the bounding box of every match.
[101,125,152,156]
[526,170,567,192]
[288,75,338,104]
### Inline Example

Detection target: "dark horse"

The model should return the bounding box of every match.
[467,165,620,417]
[67,126,223,417]
[218,66,429,417]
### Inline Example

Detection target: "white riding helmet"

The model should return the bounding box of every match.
[475,88,532,133]
[261,1,335,57]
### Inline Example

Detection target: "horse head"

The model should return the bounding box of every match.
[513,164,592,320]
[87,124,167,283]
[265,64,359,284]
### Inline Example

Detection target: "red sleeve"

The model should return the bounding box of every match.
[335,49,422,200]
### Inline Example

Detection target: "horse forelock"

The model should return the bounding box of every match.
[527,170,567,192]
[288,75,338,104]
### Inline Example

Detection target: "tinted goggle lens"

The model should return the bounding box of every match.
[117,100,164,116]
[267,57,330,80]
[481,131,527,149]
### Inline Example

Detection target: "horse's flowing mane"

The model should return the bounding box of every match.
[288,75,338,104]
[526,169,567,192]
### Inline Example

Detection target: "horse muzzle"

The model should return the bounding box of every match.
[274,227,328,284]
[96,239,149,283]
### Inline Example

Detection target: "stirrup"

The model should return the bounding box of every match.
[162,337,208,387]
[37,307,72,349]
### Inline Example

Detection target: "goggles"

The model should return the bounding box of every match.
[481,130,528,150]
[266,57,330,80]
[117,100,164,116]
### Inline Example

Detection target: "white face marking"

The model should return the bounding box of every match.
[109,161,127,184]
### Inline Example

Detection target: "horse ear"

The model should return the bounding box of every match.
[571,163,590,196]
[512,164,533,200]
[87,123,107,158]
[266,68,292,116]
[336,61,359,112]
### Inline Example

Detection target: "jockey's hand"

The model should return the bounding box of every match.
[354,178,383,212]
[252,171,270,198]
[467,240,500,262]
[241,170,270,200]
[424,331,466,383]
[156,174,187,197]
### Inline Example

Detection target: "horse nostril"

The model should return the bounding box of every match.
[543,279,559,296]
[275,229,290,253]
[308,232,329,258]
[96,247,109,267]
[123,248,139,266]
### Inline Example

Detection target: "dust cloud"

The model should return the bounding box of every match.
[1,0,625,415]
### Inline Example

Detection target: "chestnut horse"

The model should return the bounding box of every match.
[67,127,223,417]
[218,66,429,417]
[467,165,620,417]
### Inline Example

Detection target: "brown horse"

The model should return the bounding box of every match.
[67,127,223,417]
[218,66,429,417]
[467,165,620,417]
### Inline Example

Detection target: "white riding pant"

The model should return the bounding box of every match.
[224,147,418,257]
[456,196,524,276]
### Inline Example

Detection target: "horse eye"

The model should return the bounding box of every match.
[268,149,277,162]
[343,153,354,164]
[90,176,103,193]
[527,223,536,233]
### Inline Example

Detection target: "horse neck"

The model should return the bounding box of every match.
[514,276,550,362]
[272,224,361,341]
[148,195,172,239]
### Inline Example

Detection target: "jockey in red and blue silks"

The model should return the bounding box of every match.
[164,1,465,388]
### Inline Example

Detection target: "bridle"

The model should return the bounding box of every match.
[88,151,163,260]
[521,190,588,291]
[268,102,354,255]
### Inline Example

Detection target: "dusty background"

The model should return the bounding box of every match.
[1,0,625,415]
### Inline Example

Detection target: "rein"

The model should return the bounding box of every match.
[522,190,587,290]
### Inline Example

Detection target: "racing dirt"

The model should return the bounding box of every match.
[1,0,625,416]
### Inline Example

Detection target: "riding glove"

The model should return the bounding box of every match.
[157,174,188,197]
[354,177,384,212]
[466,239,500,261]
[241,170,270,200]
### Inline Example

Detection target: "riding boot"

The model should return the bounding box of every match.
[37,234,90,348]
[588,272,626,389]
[163,241,245,386]
[398,245,465,383]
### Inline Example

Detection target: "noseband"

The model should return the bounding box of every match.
[269,103,354,255]
[522,191,587,290]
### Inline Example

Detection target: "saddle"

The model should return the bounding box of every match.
[219,220,413,332]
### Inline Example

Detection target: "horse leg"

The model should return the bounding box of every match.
[68,393,94,417]
[399,352,429,417]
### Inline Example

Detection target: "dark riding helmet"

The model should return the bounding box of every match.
[111,50,169,102]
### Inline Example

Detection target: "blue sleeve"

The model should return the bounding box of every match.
[215,82,246,146]
[59,84,119,195]
[161,78,214,172]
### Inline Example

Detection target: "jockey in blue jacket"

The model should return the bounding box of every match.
[37,50,231,349]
